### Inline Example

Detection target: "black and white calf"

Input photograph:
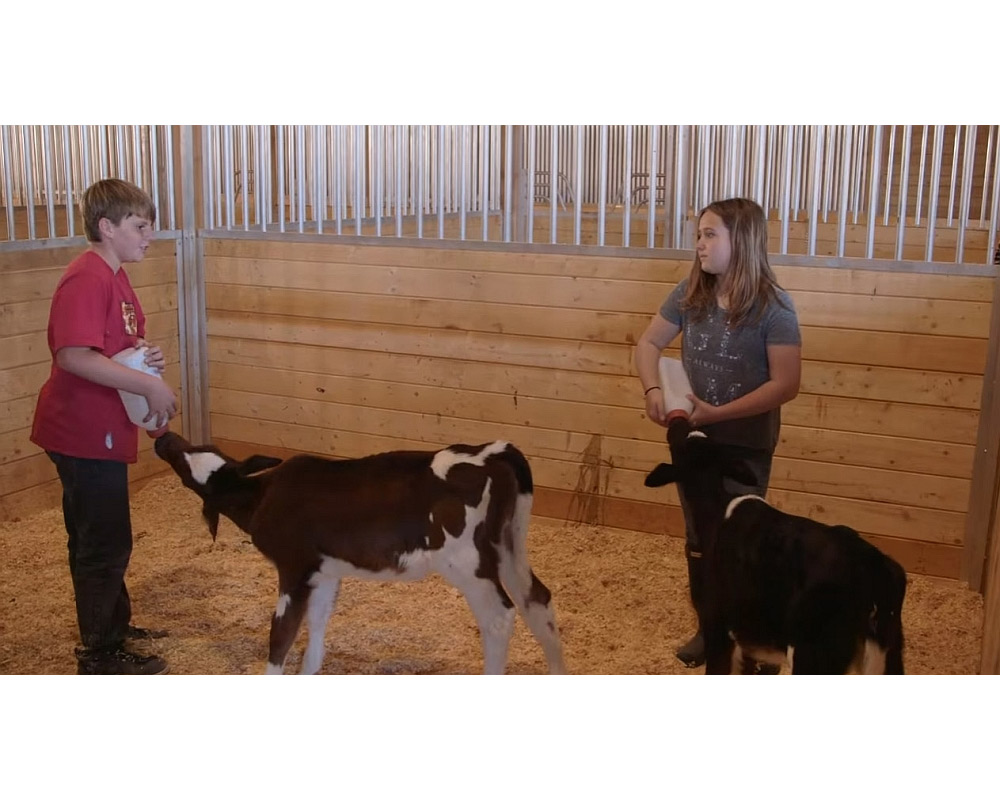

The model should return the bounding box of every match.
[154,432,566,675]
[644,418,906,675]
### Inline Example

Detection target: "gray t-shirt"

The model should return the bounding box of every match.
[659,278,801,452]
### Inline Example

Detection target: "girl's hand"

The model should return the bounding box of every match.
[687,394,719,427]
[645,387,667,427]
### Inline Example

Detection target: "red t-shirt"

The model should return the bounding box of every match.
[30,250,147,462]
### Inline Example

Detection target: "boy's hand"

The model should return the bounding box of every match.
[137,340,167,373]
[143,377,178,429]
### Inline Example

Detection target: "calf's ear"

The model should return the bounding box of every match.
[644,463,680,487]
[238,455,283,476]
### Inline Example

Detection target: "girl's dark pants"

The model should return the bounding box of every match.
[47,452,133,650]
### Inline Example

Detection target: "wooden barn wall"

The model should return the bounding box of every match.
[0,238,183,522]
[201,235,993,580]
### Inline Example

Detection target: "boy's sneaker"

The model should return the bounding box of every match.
[75,645,169,675]
[126,624,168,640]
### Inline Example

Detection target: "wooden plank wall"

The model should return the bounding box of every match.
[0,239,183,522]
[202,236,993,579]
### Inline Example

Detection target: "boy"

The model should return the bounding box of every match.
[30,178,179,675]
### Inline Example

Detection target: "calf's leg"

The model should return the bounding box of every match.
[300,576,341,675]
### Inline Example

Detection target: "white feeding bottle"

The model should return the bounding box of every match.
[111,346,164,431]
[657,356,695,423]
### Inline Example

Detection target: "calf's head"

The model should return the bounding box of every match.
[643,418,757,502]
[154,431,283,539]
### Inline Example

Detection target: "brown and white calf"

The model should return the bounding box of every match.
[643,418,906,675]
[154,432,566,675]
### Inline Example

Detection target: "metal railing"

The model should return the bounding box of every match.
[3,125,998,265]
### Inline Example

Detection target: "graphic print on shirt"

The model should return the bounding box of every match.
[686,308,744,406]
[121,301,137,336]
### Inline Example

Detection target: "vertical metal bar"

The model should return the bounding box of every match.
[883,125,896,226]
[851,125,864,224]
[149,126,160,231]
[459,125,468,240]
[673,125,687,248]
[550,126,558,244]
[779,125,792,253]
[200,127,211,228]
[2,127,15,240]
[312,125,323,235]
[21,126,36,239]
[165,127,176,230]
[896,125,913,261]
[947,125,962,226]
[256,126,266,231]
[647,125,659,248]
[865,126,883,259]
[81,126,92,193]
[574,125,584,246]
[526,125,536,244]
[223,125,234,229]
[373,125,382,237]
[356,124,366,236]
[836,125,853,257]
[115,126,126,177]
[241,125,250,231]
[597,124,608,247]
[987,130,1000,266]
[981,125,995,226]
[132,125,143,187]
[822,125,835,222]
[925,125,945,261]
[42,125,56,238]
[503,125,512,242]
[956,125,977,263]
[915,125,929,225]
[808,126,823,256]
[623,124,633,246]
[479,125,487,241]
[297,125,306,233]
[791,125,803,219]
[276,125,285,233]
[61,125,75,237]
[439,125,447,239]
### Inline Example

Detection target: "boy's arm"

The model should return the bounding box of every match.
[56,346,177,422]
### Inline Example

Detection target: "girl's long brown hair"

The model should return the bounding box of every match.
[683,197,787,326]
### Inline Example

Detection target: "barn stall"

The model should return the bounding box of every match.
[1,124,998,675]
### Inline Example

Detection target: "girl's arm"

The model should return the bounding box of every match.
[688,343,801,426]
[635,314,682,427]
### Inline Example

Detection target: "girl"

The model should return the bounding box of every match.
[634,197,802,668]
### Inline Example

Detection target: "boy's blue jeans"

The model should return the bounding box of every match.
[46,452,133,650]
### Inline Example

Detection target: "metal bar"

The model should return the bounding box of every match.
[822,125,835,222]
[851,125,863,224]
[479,125,487,241]
[241,125,250,231]
[883,125,896,226]
[374,125,383,237]
[149,126,159,231]
[503,124,512,242]
[598,124,608,247]
[62,125,74,237]
[133,125,143,188]
[896,126,913,261]
[779,125,792,253]
[2,127,15,240]
[116,126,126,177]
[647,125,659,248]
[276,126,285,233]
[42,125,56,238]
[550,126,558,244]
[791,125,803,219]
[836,125,853,257]
[297,125,306,233]
[915,125,928,225]
[165,127,176,230]
[459,124,468,240]
[22,126,36,239]
[925,125,945,261]
[956,125,977,263]
[440,125,447,239]
[807,126,823,256]
[390,125,400,237]
[255,126,265,231]
[982,125,995,226]
[312,125,323,235]
[987,128,1000,266]
[623,124,633,246]
[947,125,962,226]
[574,125,583,246]
[865,126,883,259]
[223,125,235,229]
[200,127,211,228]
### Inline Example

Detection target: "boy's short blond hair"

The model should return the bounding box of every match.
[81,179,157,242]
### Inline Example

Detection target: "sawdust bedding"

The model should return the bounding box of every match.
[0,474,984,676]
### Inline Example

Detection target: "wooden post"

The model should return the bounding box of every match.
[962,272,1000,591]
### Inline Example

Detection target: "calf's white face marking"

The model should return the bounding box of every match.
[431,441,509,480]
[687,431,707,439]
[183,451,227,485]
